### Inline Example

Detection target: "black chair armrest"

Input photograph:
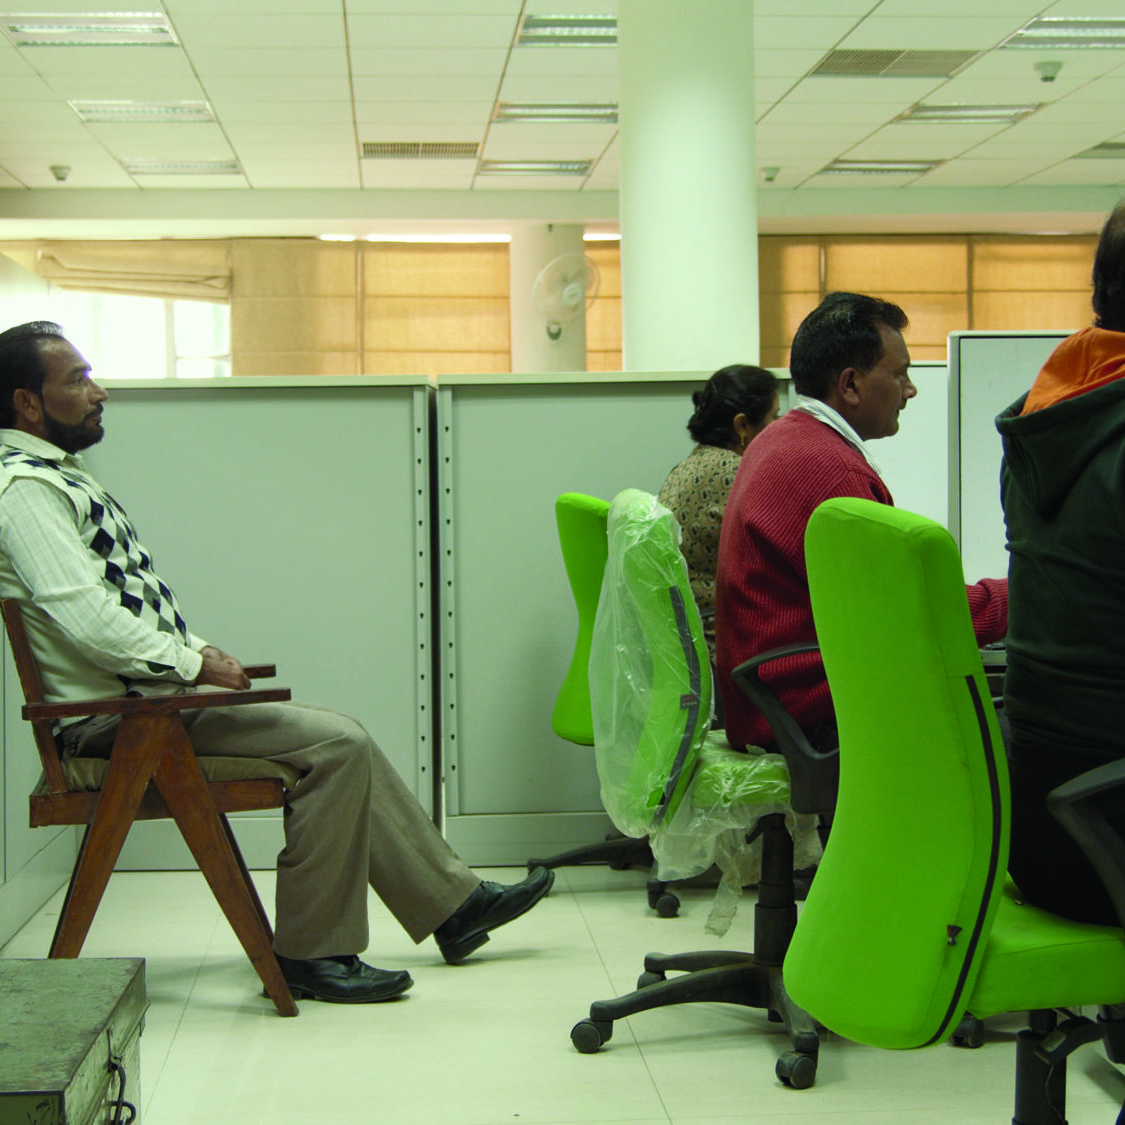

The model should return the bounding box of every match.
[731,644,838,815]
[1047,759,1125,932]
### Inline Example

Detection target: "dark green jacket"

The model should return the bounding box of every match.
[997,374,1125,758]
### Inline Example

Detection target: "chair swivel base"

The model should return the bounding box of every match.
[570,950,819,1089]
[526,834,680,917]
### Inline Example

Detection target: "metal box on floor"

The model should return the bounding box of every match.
[0,958,147,1124]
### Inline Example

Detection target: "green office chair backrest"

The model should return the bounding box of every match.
[786,497,1009,1049]
[552,493,611,745]
[590,489,712,836]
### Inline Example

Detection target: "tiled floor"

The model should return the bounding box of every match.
[3,865,1123,1124]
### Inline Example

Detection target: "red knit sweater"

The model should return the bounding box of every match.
[715,409,1008,749]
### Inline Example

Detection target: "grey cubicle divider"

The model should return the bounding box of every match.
[948,332,1071,584]
[435,371,712,864]
[72,377,434,870]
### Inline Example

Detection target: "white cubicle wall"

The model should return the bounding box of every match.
[949,332,1071,583]
[75,377,434,869]
[435,372,707,862]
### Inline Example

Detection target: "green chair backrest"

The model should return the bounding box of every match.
[785,497,1009,1049]
[590,489,712,835]
[551,493,611,745]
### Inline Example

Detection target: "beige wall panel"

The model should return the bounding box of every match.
[760,290,821,354]
[585,242,621,296]
[365,350,509,376]
[365,296,508,350]
[586,294,621,352]
[972,236,1098,292]
[826,237,968,293]
[586,350,623,372]
[364,243,509,297]
[972,290,1090,332]
[233,351,360,376]
[760,345,790,368]
[232,296,357,352]
[231,238,357,297]
[760,238,821,292]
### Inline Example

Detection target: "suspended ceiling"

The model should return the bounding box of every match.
[0,0,1124,238]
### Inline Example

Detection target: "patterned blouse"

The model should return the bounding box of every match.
[657,443,742,655]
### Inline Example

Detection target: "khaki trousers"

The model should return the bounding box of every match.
[66,701,480,960]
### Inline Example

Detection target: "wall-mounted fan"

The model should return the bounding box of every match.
[531,253,600,340]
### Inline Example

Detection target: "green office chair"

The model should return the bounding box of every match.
[527,492,677,916]
[787,496,1125,1124]
[570,490,835,1089]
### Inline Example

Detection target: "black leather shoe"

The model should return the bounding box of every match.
[275,954,413,1003]
[435,866,554,964]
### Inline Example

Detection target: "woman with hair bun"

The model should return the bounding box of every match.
[658,364,779,660]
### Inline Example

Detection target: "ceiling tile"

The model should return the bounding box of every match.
[499,76,618,101]
[213,102,356,125]
[839,16,1027,51]
[345,14,518,48]
[783,75,945,104]
[15,46,197,79]
[480,139,601,160]
[169,13,347,48]
[354,101,494,125]
[1020,161,1125,186]
[753,16,865,51]
[352,75,499,100]
[346,0,523,13]
[223,122,358,143]
[188,48,347,76]
[198,77,353,101]
[349,47,508,76]
[129,173,251,188]
[473,174,584,191]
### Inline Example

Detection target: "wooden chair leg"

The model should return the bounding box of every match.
[50,724,162,958]
[152,719,297,1017]
[220,813,274,942]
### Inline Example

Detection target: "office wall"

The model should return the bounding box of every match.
[0,257,78,949]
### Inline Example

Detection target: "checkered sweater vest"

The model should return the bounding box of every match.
[0,448,191,678]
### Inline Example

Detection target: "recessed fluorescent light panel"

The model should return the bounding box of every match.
[493,103,618,124]
[362,142,479,159]
[820,159,939,175]
[812,49,977,78]
[1001,17,1125,48]
[897,103,1040,125]
[0,12,177,47]
[478,159,593,175]
[122,159,240,175]
[517,15,617,46]
[70,100,213,123]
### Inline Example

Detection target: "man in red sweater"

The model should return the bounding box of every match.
[715,291,1008,751]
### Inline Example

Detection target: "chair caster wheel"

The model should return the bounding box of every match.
[637,970,665,990]
[950,1013,984,1049]
[649,891,680,917]
[776,1050,817,1089]
[571,1018,612,1053]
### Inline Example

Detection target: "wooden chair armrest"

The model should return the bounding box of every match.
[24,686,292,722]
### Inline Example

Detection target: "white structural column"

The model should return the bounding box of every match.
[509,223,588,372]
[617,0,759,371]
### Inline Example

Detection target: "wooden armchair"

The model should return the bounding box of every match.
[2,598,300,1017]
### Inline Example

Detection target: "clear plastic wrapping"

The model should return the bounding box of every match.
[589,489,821,934]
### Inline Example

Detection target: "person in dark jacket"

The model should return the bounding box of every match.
[997,200,1125,926]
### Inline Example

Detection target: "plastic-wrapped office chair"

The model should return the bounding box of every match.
[570,490,836,1089]
[787,497,1125,1124]
[526,492,677,916]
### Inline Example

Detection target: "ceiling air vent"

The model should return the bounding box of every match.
[812,49,977,78]
[1076,142,1125,159]
[362,142,479,159]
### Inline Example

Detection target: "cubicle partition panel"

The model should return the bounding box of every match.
[73,377,435,869]
[435,372,711,864]
[873,361,949,530]
[948,332,1071,583]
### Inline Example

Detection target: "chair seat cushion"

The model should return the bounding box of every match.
[969,881,1125,1017]
[689,735,791,807]
[59,754,301,792]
